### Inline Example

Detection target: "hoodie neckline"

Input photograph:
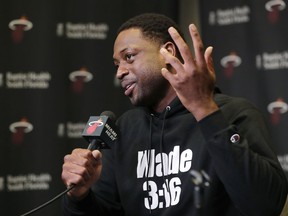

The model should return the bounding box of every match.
[144,96,188,119]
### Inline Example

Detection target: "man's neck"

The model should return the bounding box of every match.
[152,87,177,113]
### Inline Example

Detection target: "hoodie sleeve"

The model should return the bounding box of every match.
[62,190,99,216]
[198,104,288,216]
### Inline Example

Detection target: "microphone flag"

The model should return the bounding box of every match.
[82,115,118,149]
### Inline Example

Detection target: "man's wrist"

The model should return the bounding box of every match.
[188,101,219,121]
[67,188,91,202]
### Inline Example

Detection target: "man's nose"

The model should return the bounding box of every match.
[116,64,129,79]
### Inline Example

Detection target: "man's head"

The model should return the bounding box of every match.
[117,13,184,60]
[113,13,183,112]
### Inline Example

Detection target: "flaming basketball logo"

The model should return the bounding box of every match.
[267,98,288,125]
[220,52,242,78]
[265,0,286,23]
[9,118,33,144]
[9,16,33,44]
[69,67,93,93]
[86,119,104,135]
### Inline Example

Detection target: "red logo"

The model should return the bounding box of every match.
[86,119,103,135]
[9,16,33,44]
[267,98,288,125]
[9,118,33,144]
[69,67,93,93]
[220,52,242,78]
[265,0,286,23]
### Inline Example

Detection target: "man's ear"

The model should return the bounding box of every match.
[161,42,177,63]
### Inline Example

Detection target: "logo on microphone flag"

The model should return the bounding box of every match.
[82,115,119,149]
[86,119,104,135]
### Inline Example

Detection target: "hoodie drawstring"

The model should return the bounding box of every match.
[160,106,171,194]
[145,113,154,214]
[145,106,171,214]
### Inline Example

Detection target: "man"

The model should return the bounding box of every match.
[61,13,287,216]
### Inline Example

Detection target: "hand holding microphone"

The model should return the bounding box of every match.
[19,111,118,215]
[61,111,118,199]
[61,148,102,199]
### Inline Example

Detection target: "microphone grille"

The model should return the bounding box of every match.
[100,110,116,121]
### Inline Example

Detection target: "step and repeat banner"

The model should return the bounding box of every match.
[0,0,178,215]
[199,0,288,179]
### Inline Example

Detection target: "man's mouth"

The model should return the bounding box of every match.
[123,82,136,96]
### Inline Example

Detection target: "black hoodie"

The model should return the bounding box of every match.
[63,92,288,216]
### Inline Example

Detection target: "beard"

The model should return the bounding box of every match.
[130,71,171,109]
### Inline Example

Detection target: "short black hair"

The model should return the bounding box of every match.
[117,13,185,59]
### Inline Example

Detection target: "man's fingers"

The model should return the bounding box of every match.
[161,67,173,80]
[204,46,216,79]
[62,163,85,186]
[168,27,193,65]
[62,150,102,186]
[204,46,213,69]
[92,150,102,163]
[204,46,213,59]
[189,24,205,65]
[160,47,182,73]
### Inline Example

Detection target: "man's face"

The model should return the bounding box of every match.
[113,28,170,108]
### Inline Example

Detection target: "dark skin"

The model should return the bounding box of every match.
[113,28,176,112]
[161,24,218,120]
[62,24,219,200]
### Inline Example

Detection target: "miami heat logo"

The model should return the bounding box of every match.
[9,118,33,144]
[265,0,286,23]
[220,52,242,78]
[69,67,93,93]
[86,119,104,135]
[9,16,33,44]
[267,98,288,125]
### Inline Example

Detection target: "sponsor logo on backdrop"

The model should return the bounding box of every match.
[57,122,86,138]
[6,173,51,192]
[265,0,286,23]
[9,118,33,144]
[209,5,250,26]
[278,154,288,172]
[0,177,4,191]
[56,22,109,39]
[267,98,288,125]
[0,73,3,87]
[5,71,51,89]
[69,67,93,93]
[256,50,288,70]
[9,16,33,44]
[220,52,242,78]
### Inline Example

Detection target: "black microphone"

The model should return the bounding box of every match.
[68,111,118,188]
[82,111,118,150]
[19,111,118,216]
[190,170,203,209]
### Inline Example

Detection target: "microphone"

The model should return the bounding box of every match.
[190,170,211,210]
[82,111,118,150]
[190,170,203,209]
[64,111,118,197]
[19,111,118,216]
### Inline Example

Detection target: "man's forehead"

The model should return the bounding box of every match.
[114,29,149,52]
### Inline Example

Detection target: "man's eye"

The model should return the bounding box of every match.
[125,54,134,61]
[113,61,119,69]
